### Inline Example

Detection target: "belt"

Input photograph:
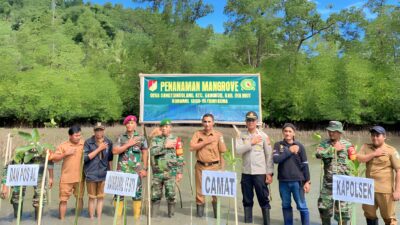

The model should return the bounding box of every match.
[197,160,219,167]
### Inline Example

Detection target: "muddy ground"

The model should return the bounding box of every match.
[0,126,399,225]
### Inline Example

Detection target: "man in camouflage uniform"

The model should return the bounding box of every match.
[1,149,54,220]
[150,119,184,218]
[112,115,148,219]
[315,121,354,225]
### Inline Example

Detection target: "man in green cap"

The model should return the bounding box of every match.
[315,121,355,225]
[150,119,184,218]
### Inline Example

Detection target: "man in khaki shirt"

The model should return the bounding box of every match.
[357,126,400,225]
[190,113,226,218]
[50,125,85,220]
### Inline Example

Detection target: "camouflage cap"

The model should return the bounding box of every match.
[245,111,258,120]
[326,121,343,133]
[160,118,172,126]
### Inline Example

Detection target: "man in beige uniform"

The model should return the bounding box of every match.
[190,113,226,218]
[357,126,400,225]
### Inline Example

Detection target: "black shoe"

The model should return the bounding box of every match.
[196,204,204,217]
[261,208,270,225]
[212,202,217,218]
[167,202,175,218]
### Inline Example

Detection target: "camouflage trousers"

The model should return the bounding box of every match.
[318,184,352,222]
[10,176,48,207]
[114,175,142,201]
[151,172,176,203]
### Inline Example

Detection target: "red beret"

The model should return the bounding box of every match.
[123,115,137,125]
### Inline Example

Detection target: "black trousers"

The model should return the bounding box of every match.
[241,173,270,209]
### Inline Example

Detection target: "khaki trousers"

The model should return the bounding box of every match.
[363,192,397,225]
[195,162,220,205]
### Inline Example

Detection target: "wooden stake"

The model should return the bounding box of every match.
[190,151,193,225]
[0,134,11,209]
[142,125,151,225]
[37,151,50,225]
[16,186,23,225]
[123,198,127,225]
[4,133,11,166]
[231,138,238,225]
[216,198,221,225]
[74,152,84,225]
[113,196,121,225]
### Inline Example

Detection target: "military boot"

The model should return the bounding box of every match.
[261,208,270,225]
[212,202,217,218]
[321,217,331,225]
[196,204,204,217]
[320,210,331,225]
[151,201,160,218]
[133,200,142,219]
[13,202,23,218]
[167,202,175,218]
[366,218,379,225]
[34,206,39,221]
[244,207,253,223]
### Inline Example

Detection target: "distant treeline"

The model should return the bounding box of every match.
[0,0,399,126]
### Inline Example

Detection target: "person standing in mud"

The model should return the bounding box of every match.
[150,119,184,218]
[50,125,85,220]
[236,111,273,225]
[357,126,400,225]
[83,122,113,220]
[315,121,354,225]
[273,123,310,225]
[190,113,226,218]
[112,115,148,220]
[1,149,54,220]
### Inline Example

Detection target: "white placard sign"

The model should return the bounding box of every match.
[201,170,237,198]
[6,164,40,186]
[104,171,139,197]
[333,175,374,205]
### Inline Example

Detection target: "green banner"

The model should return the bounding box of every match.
[140,74,261,123]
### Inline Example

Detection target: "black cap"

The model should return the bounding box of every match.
[370,126,386,134]
[282,123,296,131]
[245,111,258,120]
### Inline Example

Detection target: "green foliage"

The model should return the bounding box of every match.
[0,0,399,125]
[223,148,242,169]
[14,128,55,163]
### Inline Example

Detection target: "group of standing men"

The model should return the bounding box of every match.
[1,113,400,225]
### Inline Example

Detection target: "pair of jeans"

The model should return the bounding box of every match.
[279,181,309,225]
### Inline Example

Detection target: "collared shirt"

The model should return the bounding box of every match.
[359,143,400,193]
[190,129,227,163]
[83,136,113,182]
[55,140,84,183]
[235,129,273,175]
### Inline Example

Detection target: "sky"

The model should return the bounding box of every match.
[87,0,399,33]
